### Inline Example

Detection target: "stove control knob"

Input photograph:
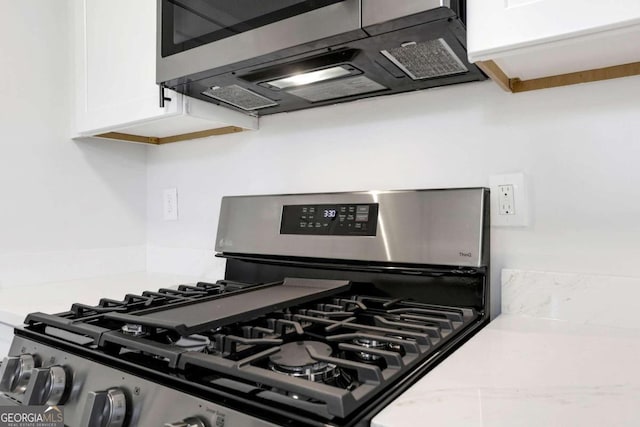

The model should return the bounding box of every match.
[164,417,207,427]
[23,365,68,405]
[0,354,36,394]
[80,387,128,427]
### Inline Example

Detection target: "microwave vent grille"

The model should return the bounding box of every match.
[202,85,278,111]
[381,38,468,80]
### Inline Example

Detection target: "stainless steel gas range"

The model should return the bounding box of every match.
[0,189,490,427]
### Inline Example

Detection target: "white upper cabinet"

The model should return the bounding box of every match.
[467,0,640,92]
[72,0,257,144]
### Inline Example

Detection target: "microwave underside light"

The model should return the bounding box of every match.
[285,75,387,102]
[265,66,352,89]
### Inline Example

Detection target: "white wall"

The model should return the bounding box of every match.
[146,75,640,317]
[0,0,148,288]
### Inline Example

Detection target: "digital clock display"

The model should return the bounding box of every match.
[323,209,337,218]
[280,203,378,236]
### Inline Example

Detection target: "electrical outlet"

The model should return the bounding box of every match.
[498,184,515,215]
[489,173,528,227]
[163,188,178,221]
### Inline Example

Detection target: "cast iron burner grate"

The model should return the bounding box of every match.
[23,279,478,420]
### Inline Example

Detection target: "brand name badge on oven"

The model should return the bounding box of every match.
[459,252,472,257]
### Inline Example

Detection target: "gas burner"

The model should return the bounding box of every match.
[121,323,145,336]
[269,341,339,383]
[170,335,211,352]
[352,337,389,361]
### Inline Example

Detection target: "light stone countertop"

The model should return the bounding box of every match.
[373,269,640,427]
[372,314,640,427]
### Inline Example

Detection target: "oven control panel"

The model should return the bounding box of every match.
[280,203,378,236]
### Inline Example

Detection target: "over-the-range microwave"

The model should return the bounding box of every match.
[157,0,485,116]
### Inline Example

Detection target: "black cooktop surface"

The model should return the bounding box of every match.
[23,278,479,422]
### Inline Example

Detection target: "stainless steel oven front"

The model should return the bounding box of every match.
[156,0,362,84]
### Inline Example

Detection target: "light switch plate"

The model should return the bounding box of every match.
[163,188,178,221]
[489,173,529,227]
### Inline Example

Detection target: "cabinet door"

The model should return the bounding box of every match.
[74,0,179,135]
[468,0,640,61]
